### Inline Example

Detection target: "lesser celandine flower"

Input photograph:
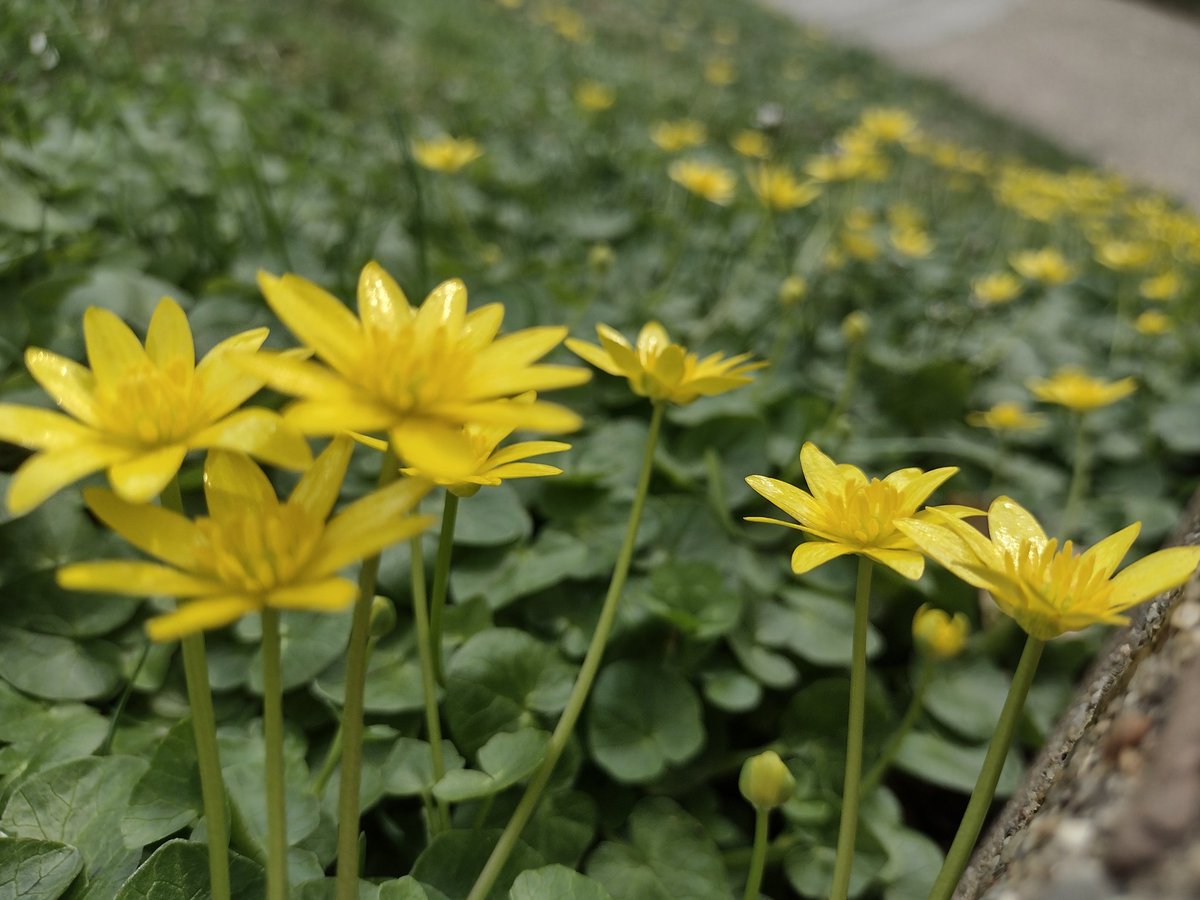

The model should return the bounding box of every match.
[567,321,764,405]
[972,272,1022,305]
[841,311,870,343]
[1028,366,1136,412]
[1095,239,1154,272]
[58,437,433,641]
[573,80,615,111]
[747,165,821,210]
[0,298,310,516]
[739,750,795,900]
[967,401,1045,432]
[778,275,807,307]
[704,57,737,86]
[890,225,934,259]
[731,129,771,159]
[650,120,706,152]
[668,159,737,206]
[241,262,589,482]
[912,604,969,659]
[1135,310,1172,335]
[411,136,484,173]
[1011,247,1076,285]
[1140,270,1182,301]
[858,106,918,143]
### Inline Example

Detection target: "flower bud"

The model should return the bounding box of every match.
[739,750,795,811]
[841,310,870,343]
[912,604,968,660]
[778,275,807,307]
[369,595,397,639]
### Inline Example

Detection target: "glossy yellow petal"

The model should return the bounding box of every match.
[233,352,358,401]
[791,541,854,574]
[283,399,396,435]
[190,408,312,470]
[390,421,480,482]
[652,344,687,389]
[0,405,95,450]
[636,321,670,358]
[798,442,849,501]
[865,548,925,580]
[744,515,807,532]
[25,348,100,426]
[83,306,149,383]
[146,596,258,642]
[894,466,958,512]
[57,560,221,597]
[485,462,563,480]
[469,364,592,398]
[268,577,358,612]
[596,325,641,373]
[195,328,271,419]
[987,496,1047,555]
[460,304,506,352]
[309,478,434,575]
[203,450,277,522]
[476,326,569,372]
[486,440,571,467]
[439,399,582,434]
[144,298,195,373]
[108,444,189,504]
[415,279,467,345]
[288,435,354,524]
[349,432,388,452]
[1108,546,1200,609]
[564,339,623,377]
[84,487,204,570]
[7,444,132,515]
[1079,521,1140,579]
[895,517,989,588]
[257,271,362,376]
[357,260,411,337]
[745,475,821,525]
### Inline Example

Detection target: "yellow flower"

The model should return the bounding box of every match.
[897,496,1200,639]
[566,321,763,405]
[778,275,807,306]
[841,311,870,343]
[966,402,1045,432]
[747,166,821,211]
[1140,270,1182,301]
[650,120,707,152]
[668,159,736,206]
[1095,239,1154,272]
[890,226,934,259]
[912,604,969,659]
[1011,248,1076,285]
[744,442,976,579]
[56,438,434,642]
[1028,367,1136,412]
[574,81,615,112]
[704,57,737,86]
[731,130,771,160]
[0,298,311,516]
[240,262,589,483]
[858,107,918,143]
[972,272,1022,306]
[1134,310,1172,335]
[840,229,880,262]
[411,136,483,173]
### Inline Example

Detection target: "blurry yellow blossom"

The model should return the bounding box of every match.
[912,605,969,659]
[844,208,875,231]
[1011,248,1076,285]
[739,751,795,811]
[747,165,820,210]
[967,402,1045,432]
[412,136,483,173]
[972,272,1022,306]
[574,81,615,112]
[778,275,807,306]
[704,57,737,86]
[841,229,880,262]
[567,321,763,405]
[898,497,1200,639]
[651,120,707,152]
[1028,367,1136,412]
[541,5,588,42]
[1095,240,1155,272]
[1135,310,1172,335]
[668,159,737,206]
[890,226,934,259]
[806,153,885,183]
[588,242,615,271]
[858,107,918,143]
[887,203,924,231]
[841,311,870,343]
[731,130,771,160]
[1140,270,1182,301]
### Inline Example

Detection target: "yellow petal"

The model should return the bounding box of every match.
[0,405,95,450]
[190,408,313,470]
[1079,522,1140,579]
[144,298,195,373]
[791,541,853,574]
[987,496,1047,555]
[745,475,820,525]
[414,279,467,346]
[476,326,569,372]
[357,261,411,337]
[288,435,354,524]
[894,466,958,513]
[865,548,925,580]
[485,462,563,480]
[564,339,623,377]
[391,421,479,482]
[7,444,132,515]
[309,478,433,575]
[439,399,582,434]
[267,577,358,612]
[1109,546,1200,610]
[83,306,148,384]
[233,352,358,402]
[486,440,571,467]
[460,304,506,353]
[58,560,221,597]
[204,450,277,522]
[596,325,641,373]
[108,445,189,503]
[651,344,686,389]
[744,515,807,532]
[84,487,204,570]
[284,399,397,435]
[799,442,849,501]
[349,432,388,453]
[257,271,362,377]
[195,328,272,420]
[469,364,592,399]
[146,596,258,642]
[25,348,100,426]
[895,517,988,588]
[636,321,670,358]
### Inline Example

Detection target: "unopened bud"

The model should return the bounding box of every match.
[369,595,397,639]
[778,275,807,306]
[739,750,795,810]
[912,604,968,660]
[841,310,870,343]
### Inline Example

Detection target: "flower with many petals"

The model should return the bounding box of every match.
[0,298,311,515]
[897,496,1200,639]
[1028,367,1135,412]
[972,272,1022,306]
[412,136,483,173]
[966,402,1045,433]
[567,321,763,405]
[57,437,434,641]
[574,81,615,112]
[241,262,589,483]
[731,130,771,160]
[744,443,977,579]
[747,165,821,211]
[668,159,737,206]
[1011,248,1075,285]
[650,120,707,152]
[1140,270,1182,301]
[1135,310,1172,336]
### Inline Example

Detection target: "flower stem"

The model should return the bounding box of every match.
[1060,412,1089,536]
[466,401,665,900]
[161,477,230,900]
[861,658,932,796]
[335,447,399,900]
[926,635,1044,900]
[410,534,451,833]
[829,556,873,900]
[100,639,151,755]
[743,808,770,900]
[429,491,460,686]
[260,608,289,900]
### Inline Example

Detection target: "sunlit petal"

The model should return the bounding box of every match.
[564,339,623,377]
[414,279,467,345]
[1109,547,1200,610]
[865,548,925,580]
[144,298,195,373]
[24,348,100,425]
[460,304,505,352]
[798,442,849,500]
[204,450,277,522]
[233,352,358,401]
[268,578,357,612]
[288,435,354,524]
[988,496,1047,555]
[57,560,221,597]
[486,440,571,467]
[357,260,411,337]
[257,271,362,376]
[309,478,433,575]
[84,487,204,570]
[0,405,95,450]
[108,444,189,504]
[146,596,258,642]
[468,364,592,399]
[745,475,821,525]
[7,444,132,515]
[485,462,563,480]
[894,466,958,512]
[284,399,396,435]
[83,306,149,383]
[476,327,569,372]
[791,541,853,574]
[1079,521,1140,579]
[391,421,480,482]
[190,408,312,470]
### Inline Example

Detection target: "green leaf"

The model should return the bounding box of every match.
[293,878,380,899]
[873,825,943,900]
[922,658,1010,742]
[587,661,704,783]
[515,791,597,868]
[509,865,614,900]
[450,531,590,610]
[378,876,451,900]
[452,485,532,547]
[586,797,727,900]
[433,729,548,802]
[121,718,201,848]
[0,756,148,897]
[0,704,107,784]
[1151,385,1200,453]
[637,561,741,640]
[411,830,544,900]
[384,738,466,797]
[728,631,798,690]
[248,610,353,693]
[700,668,762,713]
[784,840,886,900]
[892,731,1022,796]
[0,627,122,702]
[445,629,575,756]
[758,588,884,667]
[0,838,82,900]
[313,636,424,714]
[113,840,265,899]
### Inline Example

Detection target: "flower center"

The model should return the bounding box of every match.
[1002,538,1114,615]
[196,504,321,593]
[357,325,475,416]
[825,478,904,546]
[94,359,207,447]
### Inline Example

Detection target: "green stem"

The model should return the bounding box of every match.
[1060,413,1089,536]
[466,402,666,900]
[743,809,770,900]
[100,640,151,755]
[335,448,399,900]
[410,534,451,834]
[861,658,932,796]
[829,556,873,900]
[926,636,1045,900]
[312,635,380,797]
[429,491,460,686]
[261,609,289,900]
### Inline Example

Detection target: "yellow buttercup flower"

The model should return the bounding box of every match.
[1011,248,1076,285]
[912,605,969,659]
[0,298,311,516]
[731,130,771,160]
[1140,270,1182,301]
[747,165,821,211]
[240,262,589,483]
[57,438,434,642]
[841,311,870,343]
[840,229,880,262]
[574,81,615,112]
[412,136,484,173]
[1134,310,1172,335]
[778,275,807,306]
[704,57,737,86]
[566,321,763,405]
[668,159,737,206]
[858,107,918,143]
[966,402,1045,432]
[898,496,1200,639]
[744,442,976,579]
[1028,367,1136,412]
[890,226,934,259]
[1095,239,1154,272]
[972,272,1022,306]
[650,120,707,152]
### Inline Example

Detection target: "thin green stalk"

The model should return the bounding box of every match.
[410,535,451,833]
[312,634,382,797]
[260,609,288,900]
[100,640,151,755]
[467,402,666,900]
[161,477,230,900]
[862,659,932,796]
[335,448,399,900]
[743,809,770,900]
[829,557,873,900]
[927,636,1045,900]
[429,491,460,686]
[1060,413,1089,536]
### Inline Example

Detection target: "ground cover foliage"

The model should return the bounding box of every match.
[2,0,1200,897]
